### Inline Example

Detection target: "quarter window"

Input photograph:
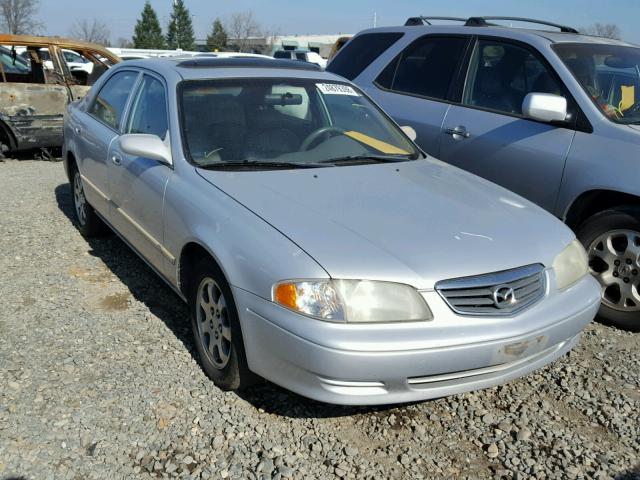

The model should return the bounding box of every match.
[327,32,404,81]
[463,40,563,115]
[126,75,168,139]
[89,71,138,130]
[376,36,468,101]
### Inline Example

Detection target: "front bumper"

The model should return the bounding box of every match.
[234,272,601,405]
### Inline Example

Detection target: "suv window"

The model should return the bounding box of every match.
[126,75,168,139]
[89,70,138,130]
[464,40,563,115]
[327,32,404,81]
[376,36,468,100]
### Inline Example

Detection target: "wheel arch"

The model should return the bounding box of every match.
[564,189,640,230]
[0,119,17,153]
[177,241,232,300]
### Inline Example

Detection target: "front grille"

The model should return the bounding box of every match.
[435,264,546,316]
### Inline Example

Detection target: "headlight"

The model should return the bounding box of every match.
[272,279,432,323]
[553,239,589,290]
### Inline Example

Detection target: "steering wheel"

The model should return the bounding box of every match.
[300,126,344,151]
[624,101,640,116]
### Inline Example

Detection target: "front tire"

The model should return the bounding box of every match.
[189,259,256,390]
[576,207,640,331]
[70,165,106,237]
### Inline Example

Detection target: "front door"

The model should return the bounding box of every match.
[108,73,172,270]
[438,38,576,212]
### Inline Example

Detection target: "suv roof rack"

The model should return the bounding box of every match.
[175,57,322,71]
[464,16,579,33]
[404,15,578,34]
[405,16,466,26]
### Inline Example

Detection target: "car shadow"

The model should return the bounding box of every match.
[54,183,407,419]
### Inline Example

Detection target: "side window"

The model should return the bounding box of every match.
[463,40,563,115]
[89,71,138,130]
[126,75,169,139]
[377,36,468,100]
[326,32,404,81]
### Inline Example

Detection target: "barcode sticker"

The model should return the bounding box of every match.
[316,83,360,96]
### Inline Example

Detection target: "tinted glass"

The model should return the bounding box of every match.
[464,40,563,115]
[89,71,138,129]
[554,43,640,124]
[126,75,168,139]
[295,52,306,61]
[0,46,31,74]
[179,78,418,167]
[327,32,404,80]
[274,51,291,59]
[381,36,467,100]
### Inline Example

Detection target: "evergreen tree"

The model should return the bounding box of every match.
[206,18,228,51]
[166,0,195,51]
[133,1,165,49]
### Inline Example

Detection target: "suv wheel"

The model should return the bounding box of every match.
[576,207,640,331]
[189,259,256,390]
[70,165,107,237]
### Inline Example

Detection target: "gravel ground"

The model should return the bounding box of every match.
[0,159,639,480]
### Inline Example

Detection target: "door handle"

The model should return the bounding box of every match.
[111,153,122,166]
[444,126,471,139]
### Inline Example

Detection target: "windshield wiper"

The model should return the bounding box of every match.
[197,160,331,170]
[319,153,420,165]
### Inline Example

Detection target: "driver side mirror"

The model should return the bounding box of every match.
[522,93,568,123]
[119,134,172,166]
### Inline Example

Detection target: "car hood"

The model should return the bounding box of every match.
[197,159,574,289]
[628,124,640,132]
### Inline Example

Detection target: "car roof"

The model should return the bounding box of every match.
[355,25,636,48]
[120,57,343,82]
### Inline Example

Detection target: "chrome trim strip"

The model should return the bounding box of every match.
[80,174,109,202]
[112,205,176,265]
[436,263,544,290]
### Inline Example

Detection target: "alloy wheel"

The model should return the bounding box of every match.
[73,172,87,226]
[195,277,232,369]
[588,229,640,312]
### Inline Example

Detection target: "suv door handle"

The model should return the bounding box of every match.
[444,126,471,139]
[111,153,122,166]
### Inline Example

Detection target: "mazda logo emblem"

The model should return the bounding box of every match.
[492,285,516,309]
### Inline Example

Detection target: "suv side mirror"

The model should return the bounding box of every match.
[522,93,568,123]
[119,134,172,165]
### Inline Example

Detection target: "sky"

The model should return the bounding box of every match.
[39,0,640,45]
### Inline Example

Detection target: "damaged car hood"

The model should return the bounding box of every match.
[196,158,575,289]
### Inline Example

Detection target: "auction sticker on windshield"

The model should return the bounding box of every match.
[316,83,359,96]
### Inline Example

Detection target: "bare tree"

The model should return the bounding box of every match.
[70,19,111,45]
[0,0,42,34]
[580,23,622,40]
[226,11,261,52]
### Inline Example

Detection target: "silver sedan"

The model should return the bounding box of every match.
[63,57,601,405]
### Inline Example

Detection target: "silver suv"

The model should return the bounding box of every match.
[328,16,640,330]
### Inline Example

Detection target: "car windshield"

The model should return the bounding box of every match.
[179,78,419,168]
[554,43,640,124]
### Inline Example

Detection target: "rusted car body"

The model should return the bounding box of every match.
[0,35,120,155]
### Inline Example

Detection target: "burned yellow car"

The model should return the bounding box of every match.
[0,35,120,157]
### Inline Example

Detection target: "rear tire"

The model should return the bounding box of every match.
[576,206,640,332]
[189,258,257,390]
[70,164,107,237]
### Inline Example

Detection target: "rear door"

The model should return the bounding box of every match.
[438,38,576,212]
[362,35,470,157]
[107,73,172,269]
[74,69,139,217]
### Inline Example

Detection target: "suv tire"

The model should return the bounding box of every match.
[576,206,640,331]
[189,258,257,390]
